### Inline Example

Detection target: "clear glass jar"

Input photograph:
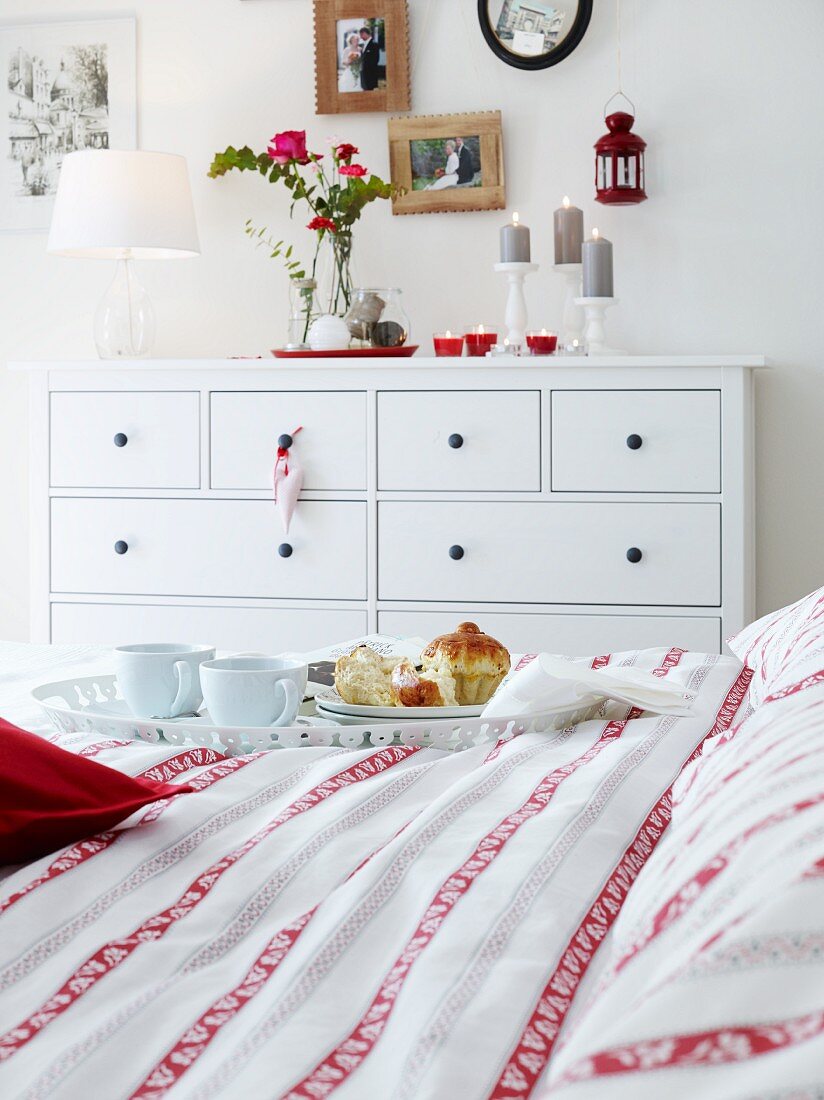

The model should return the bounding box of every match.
[345,288,410,349]
[287,278,320,348]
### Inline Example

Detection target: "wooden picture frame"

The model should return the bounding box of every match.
[388,111,505,216]
[313,0,410,115]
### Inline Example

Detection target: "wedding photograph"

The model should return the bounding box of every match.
[410,135,482,191]
[313,0,410,115]
[388,111,505,215]
[336,18,385,93]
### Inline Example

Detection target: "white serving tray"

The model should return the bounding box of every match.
[31,674,598,756]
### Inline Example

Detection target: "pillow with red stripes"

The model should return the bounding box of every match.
[0,717,190,864]
[727,585,824,707]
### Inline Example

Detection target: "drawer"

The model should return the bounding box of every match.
[551,390,721,493]
[50,392,200,489]
[378,502,720,606]
[51,499,367,600]
[379,611,721,657]
[210,392,366,490]
[51,603,367,651]
[377,390,540,491]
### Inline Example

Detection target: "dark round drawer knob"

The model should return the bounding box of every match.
[278,543,293,558]
[278,433,293,451]
[449,545,465,560]
[626,434,643,451]
[448,433,464,449]
[626,547,643,564]
[113,433,128,448]
[114,540,129,555]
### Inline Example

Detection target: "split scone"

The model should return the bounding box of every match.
[420,622,511,705]
[334,646,403,707]
[390,659,458,708]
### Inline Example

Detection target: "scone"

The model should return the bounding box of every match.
[391,659,458,708]
[334,646,403,707]
[421,622,510,705]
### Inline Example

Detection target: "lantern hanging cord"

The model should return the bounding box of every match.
[616,0,623,94]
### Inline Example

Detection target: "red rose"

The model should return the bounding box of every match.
[267,130,308,165]
[339,164,368,177]
[335,143,359,162]
[307,216,337,233]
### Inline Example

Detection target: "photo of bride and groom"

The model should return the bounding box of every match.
[336,18,385,93]
[410,134,482,192]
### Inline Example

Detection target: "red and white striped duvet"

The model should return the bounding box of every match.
[0,643,748,1099]
[543,615,824,1097]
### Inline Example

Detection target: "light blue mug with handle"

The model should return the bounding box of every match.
[114,643,216,718]
[200,656,307,728]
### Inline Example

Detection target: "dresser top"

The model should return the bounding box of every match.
[11,355,767,372]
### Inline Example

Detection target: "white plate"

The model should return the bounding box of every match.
[315,688,485,720]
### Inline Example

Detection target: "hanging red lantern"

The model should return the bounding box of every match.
[595,101,647,206]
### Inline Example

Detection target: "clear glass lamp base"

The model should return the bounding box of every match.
[94,259,156,359]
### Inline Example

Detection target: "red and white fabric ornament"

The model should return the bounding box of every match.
[273,426,303,535]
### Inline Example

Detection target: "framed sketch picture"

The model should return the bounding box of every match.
[313,0,410,115]
[388,111,506,216]
[1,15,136,232]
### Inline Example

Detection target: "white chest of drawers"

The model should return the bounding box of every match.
[18,356,761,656]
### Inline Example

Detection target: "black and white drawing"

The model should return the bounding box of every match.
[1,18,135,232]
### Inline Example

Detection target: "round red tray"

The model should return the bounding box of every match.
[271,345,420,359]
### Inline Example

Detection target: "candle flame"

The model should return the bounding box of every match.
[478,324,485,335]
[512,212,520,225]
[445,330,452,338]
[503,338,510,347]
[541,328,547,336]
[592,227,600,240]
[562,196,571,208]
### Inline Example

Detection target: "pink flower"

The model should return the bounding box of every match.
[335,143,359,162]
[339,164,368,177]
[267,130,308,164]
[307,216,337,233]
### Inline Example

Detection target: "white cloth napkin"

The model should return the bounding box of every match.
[482,653,696,720]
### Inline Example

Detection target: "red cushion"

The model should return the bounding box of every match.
[0,717,191,864]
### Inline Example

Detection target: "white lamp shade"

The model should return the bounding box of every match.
[47,150,200,259]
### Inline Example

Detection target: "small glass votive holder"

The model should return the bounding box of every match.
[526,329,558,355]
[433,331,465,357]
[563,338,587,356]
[465,325,498,357]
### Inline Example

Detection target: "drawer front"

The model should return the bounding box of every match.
[551,390,721,493]
[379,611,721,656]
[50,392,200,489]
[52,603,367,651]
[378,502,720,606]
[210,392,367,490]
[51,499,367,600]
[377,390,540,491]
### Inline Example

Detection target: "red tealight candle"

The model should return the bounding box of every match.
[433,331,465,357]
[465,325,498,357]
[526,329,558,355]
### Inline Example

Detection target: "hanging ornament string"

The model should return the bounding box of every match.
[606,0,635,119]
[409,0,438,81]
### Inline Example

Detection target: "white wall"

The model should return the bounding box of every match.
[1,0,823,639]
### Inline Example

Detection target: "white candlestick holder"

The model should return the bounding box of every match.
[574,296,627,356]
[553,262,585,347]
[494,261,539,349]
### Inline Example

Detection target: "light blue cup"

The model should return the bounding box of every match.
[200,656,307,728]
[114,643,216,718]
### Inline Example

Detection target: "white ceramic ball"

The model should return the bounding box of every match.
[308,314,350,351]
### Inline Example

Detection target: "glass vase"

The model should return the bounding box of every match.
[287,278,320,348]
[317,231,354,319]
[345,288,410,348]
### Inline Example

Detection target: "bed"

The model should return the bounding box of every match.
[0,628,820,1099]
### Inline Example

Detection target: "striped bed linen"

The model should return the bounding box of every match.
[542,627,824,1097]
[0,642,748,1099]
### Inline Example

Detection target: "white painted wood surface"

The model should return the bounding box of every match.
[20,356,760,655]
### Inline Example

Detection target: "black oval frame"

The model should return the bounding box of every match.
[477,0,593,71]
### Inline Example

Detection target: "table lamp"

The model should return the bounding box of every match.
[47,150,200,359]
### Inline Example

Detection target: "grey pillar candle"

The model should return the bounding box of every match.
[499,211,531,263]
[582,228,614,297]
[553,196,584,264]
